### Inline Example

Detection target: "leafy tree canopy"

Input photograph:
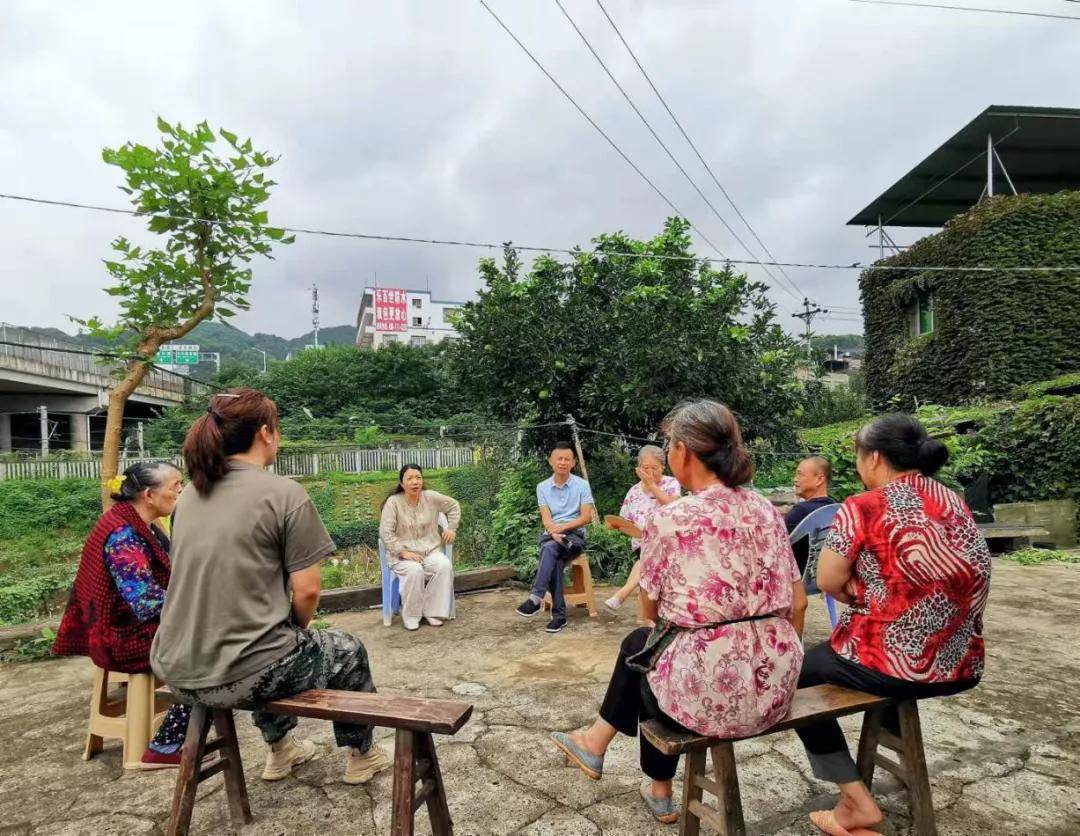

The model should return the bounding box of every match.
[450,218,804,445]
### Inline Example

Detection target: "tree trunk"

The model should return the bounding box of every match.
[100,360,151,508]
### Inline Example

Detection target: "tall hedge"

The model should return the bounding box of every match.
[862,191,1080,408]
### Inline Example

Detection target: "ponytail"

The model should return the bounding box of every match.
[183,389,279,496]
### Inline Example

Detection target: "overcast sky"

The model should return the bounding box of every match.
[2,0,1076,338]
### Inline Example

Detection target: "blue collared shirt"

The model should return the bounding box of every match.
[536,473,594,530]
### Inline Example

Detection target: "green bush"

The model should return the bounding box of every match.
[0,479,101,542]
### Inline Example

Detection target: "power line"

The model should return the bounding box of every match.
[594,0,811,303]
[3,191,1078,275]
[849,0,1080,22]
[552,0,803,304]
[475,0,729,260]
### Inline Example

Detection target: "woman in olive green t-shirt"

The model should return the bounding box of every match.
[151,388,391,787]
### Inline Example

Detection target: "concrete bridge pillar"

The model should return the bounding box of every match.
[0,413,10,452]
[70,413,90,453]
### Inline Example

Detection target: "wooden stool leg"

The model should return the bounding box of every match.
[212,710,252,826]
[710,741,746,836]
[680,749,706,836]
[580,561,597,617]
[897,701,938,836]
[122,673,155,769]
[83,666,107,761]
[166,705,212,836]
[417,732,453,836]
[856,706,885,790]
[392,728,417,836]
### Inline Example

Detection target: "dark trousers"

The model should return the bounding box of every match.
[796,641,977,782]
[530,531,585,618]
[599,626,695,781]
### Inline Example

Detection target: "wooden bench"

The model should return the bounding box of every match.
[163,689,473,836]
[640,684,938,836]
[978,522,1052,551]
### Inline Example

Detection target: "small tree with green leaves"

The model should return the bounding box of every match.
[77,118,293,505]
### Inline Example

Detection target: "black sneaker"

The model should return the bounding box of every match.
[545,616,567,634]
[516,598,541,618]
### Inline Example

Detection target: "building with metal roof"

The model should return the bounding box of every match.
[849,105,1080,256]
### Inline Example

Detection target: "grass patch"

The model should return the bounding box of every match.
[1003,547,1080,566]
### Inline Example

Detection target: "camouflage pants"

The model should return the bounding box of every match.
[173,628,376,751]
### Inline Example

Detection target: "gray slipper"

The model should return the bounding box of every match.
[551,731,604,780]
[639,778,679,824]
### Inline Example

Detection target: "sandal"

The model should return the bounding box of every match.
[551,731,603,780]
[809,810,883,836]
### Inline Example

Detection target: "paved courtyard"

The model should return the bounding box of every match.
[1,560,1078,835]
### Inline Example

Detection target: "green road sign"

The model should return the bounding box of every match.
[156,344,200,366]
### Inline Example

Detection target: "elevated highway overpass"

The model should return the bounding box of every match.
[0,325,207,453]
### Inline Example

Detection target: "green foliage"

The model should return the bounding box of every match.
[799,379,869,429]
[1012,372,1080,400]
[0,479,100,624]
[261,343,466,420]
[1004,547,1080,566]
[76,118,292,353]
[862,192,1080,408]
[0,627,57,663]
[451,219,805,446]
[0,570,74,625]
[0,479,101,542]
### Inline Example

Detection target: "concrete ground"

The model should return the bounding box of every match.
[1,561,1078,835]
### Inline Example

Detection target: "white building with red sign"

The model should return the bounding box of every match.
[355,287,467,349]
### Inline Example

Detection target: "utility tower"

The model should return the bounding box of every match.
[311,283,320,348]
[792,298,829,359]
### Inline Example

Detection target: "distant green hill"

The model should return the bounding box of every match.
[811,333,864,357]
[18,321,358,376]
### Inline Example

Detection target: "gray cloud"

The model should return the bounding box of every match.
[2,0,1076,337]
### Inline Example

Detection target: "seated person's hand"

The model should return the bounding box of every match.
[843,577,859,601]
[635,466,657,490]
[401,550,425,563]
[441,529,457,546]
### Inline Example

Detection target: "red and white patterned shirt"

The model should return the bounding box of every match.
[824,473,991,683]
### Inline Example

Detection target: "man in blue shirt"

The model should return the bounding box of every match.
[516,442,595,633]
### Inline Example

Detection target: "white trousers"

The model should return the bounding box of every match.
[391,550,454,621]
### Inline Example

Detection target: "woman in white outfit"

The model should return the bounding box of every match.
[379,464,460,631]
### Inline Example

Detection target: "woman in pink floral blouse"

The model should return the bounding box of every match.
[553,400,807,823]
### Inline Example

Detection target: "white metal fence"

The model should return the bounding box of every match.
[0,447,477,482]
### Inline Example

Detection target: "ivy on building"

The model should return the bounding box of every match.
[861,191,1080,409]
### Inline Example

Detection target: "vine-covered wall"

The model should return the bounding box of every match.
[861,191,1080,408]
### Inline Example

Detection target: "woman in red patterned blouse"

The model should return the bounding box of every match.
[797,414,990,836]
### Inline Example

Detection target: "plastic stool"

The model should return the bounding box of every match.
[83,665,168,769]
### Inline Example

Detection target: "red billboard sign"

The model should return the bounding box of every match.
[374,288,408,332]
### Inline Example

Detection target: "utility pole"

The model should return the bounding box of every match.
[311,283,320,348]
[38,405,49,456]
[565,414,599,528]
[792,298,829,360]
